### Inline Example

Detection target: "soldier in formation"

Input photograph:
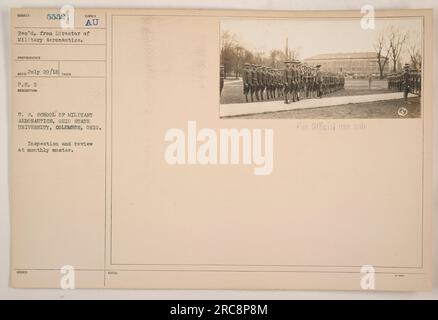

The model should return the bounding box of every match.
[282,61,344,104]
[411,68,421,97]
[243,63,285,103]
[219,65,225,96]
[387,63,422,102]
[242,63,252,102]
[241,60,344,104]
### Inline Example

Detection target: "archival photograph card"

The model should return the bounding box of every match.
[10,8,433,290]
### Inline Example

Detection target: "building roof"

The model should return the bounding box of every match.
[305,52,379,61]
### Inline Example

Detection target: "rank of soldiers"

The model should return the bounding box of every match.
[387,64,421,98]
[240,60,345,104]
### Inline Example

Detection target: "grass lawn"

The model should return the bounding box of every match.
[231,97,421,119]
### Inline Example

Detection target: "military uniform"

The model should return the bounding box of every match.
[255,65,263,101]
[239,60,345,104]
[294,62,302,101]
[242,63,252,102]
[402,63,410,103]
[275,69,282,98]
[315,65,323,98]
[219,65,225,95]
[414,69,421,96]
[261,66,268,100]
[283,61,293,104]
[303,65,310,98]
[265,68,271,99]
[251,64,259,101]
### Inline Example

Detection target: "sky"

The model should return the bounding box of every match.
[221,17,423,61]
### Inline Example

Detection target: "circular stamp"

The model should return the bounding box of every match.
[398,107,408,117]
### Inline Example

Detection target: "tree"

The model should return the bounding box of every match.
[388,26,408,72]
[220,30,238,78]
[242,49,254,65]
[269,49,284,68]
[253,51,265,65]
[234,45,244,79]
[374,33,390,79]
[407,30,422,69]
[220,30,302,76]
[289,47,301,61]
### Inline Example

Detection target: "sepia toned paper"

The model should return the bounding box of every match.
[10,8,433,290]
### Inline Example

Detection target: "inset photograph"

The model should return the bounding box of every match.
[219,18,423,119]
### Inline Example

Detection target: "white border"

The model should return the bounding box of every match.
[0,0,436,300]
